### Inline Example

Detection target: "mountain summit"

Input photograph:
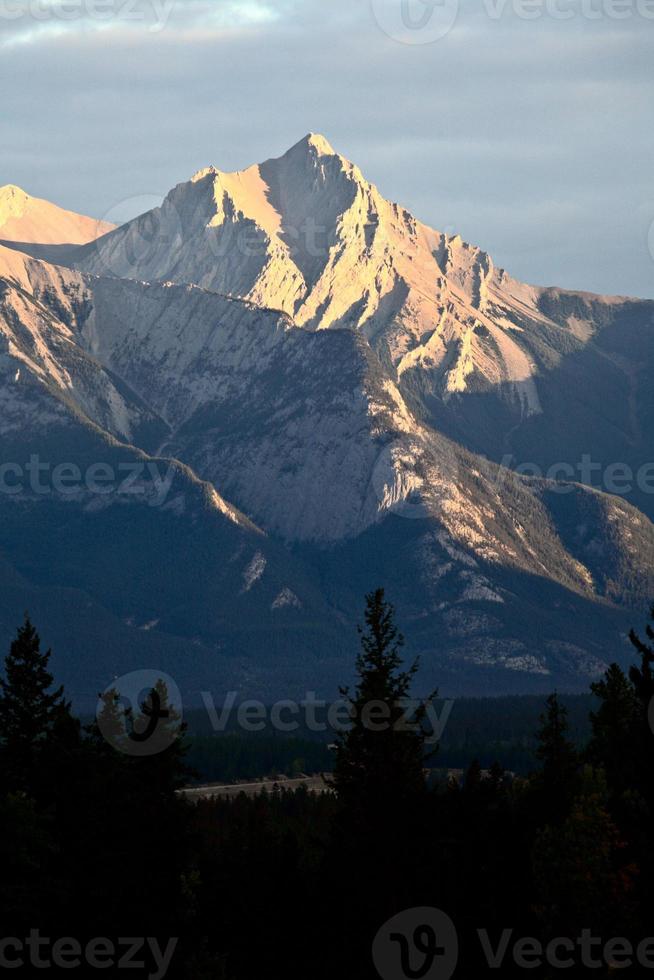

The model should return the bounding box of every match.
[77,136,653,478]
[0,184,114,246]
[0,137,653,698]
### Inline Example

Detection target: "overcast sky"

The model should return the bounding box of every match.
[1,0,653,297]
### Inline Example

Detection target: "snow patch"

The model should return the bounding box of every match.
[271,587,302,610]
[243,551,267,591]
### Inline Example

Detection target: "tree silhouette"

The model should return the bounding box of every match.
[0,615,70,794]
[90,687,129,754]
[624,606,654,811]
[534,693,579,824]
[332,588,436,808]
[589,663,639,799]
[326,590,439,975]
[132,678,190,792]
[532,769,637,939]
[628,605,654,711]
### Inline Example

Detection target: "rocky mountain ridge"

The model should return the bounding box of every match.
[0,137,652,699]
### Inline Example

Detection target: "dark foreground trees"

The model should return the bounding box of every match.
[0,618,190,973]
[1,597,654,977]
[326,589,439,976]
[333,587,436,806]
[0,615,71,795]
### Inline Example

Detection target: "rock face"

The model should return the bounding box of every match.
[0,136,653,702]
[76,135,654,515]
[0,244,346,705]
[78,134,546,392]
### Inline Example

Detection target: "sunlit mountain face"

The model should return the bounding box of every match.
[0,136,652,703]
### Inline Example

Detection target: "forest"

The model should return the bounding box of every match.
[1,590,653,978]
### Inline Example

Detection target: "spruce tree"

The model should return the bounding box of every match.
[90,688,129,755]
[465,758,483,791]
[127,680,190,938]
[626,606,654,806]
[534,692,578,824]
[0,616,70,793]
[131,679,190,793]
[332,588,436,808]
[328,590,438,974]
[585,613,654,919]
[532,768,636,939]
[588,663,639,798]
[628,605,654,710]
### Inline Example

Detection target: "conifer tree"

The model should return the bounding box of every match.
[328,590,438,975]
[465,758,483,791]
[532,768,636,939]
[332,588,435,808]
[534,693,579,824]
[587,609,654,809]
[0,616,70,793]
[90,687,129,755]
[588,663,639,797]
[131,678,190,793]
[626,606,654,806]
[628,605,654,710]
[127,680,190,938]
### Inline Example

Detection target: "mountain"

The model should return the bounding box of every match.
[0,137,653,701]
[0,184,114,248]
[0,243,351,704]
[73,135,654,521]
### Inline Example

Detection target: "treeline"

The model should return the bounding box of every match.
[181,693,594,782]
[185,733,333,784]
[1,593,654,977]
[183,694,594,743]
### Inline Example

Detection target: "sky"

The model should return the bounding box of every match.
[1,0,653,298]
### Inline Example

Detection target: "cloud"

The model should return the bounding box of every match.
[1,0,652,297]
[0,0,287,47]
